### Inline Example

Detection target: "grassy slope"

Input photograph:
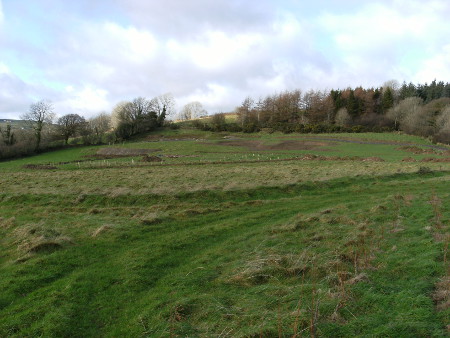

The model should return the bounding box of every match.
[0,130,449,337]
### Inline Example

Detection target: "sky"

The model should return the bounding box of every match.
[1,0,450,119]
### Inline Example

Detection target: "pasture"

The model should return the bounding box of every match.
[0,130,449,336]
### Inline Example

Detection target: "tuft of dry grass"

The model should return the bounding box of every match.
[74,193,87,204]
[226,252,312,286]
[346,273,370,285]
[108,187,132,198]
[433,276,450,312]
[12,222,72,256]
[92,224,114,238]
[0,217,16,229]
[137,212,163,225]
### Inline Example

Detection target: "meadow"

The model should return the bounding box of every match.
[0,129,449,337]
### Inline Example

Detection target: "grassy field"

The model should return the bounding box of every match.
[0,129,449,337]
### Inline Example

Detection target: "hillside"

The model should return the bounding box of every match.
[0,129,449,336]
[0,119,29,129]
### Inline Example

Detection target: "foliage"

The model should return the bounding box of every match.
[57,114,86,145]
[113,97,158,139]
[0,124,15,146]
[210,113,227,131]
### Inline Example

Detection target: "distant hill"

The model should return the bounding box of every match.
[0,119,30,129]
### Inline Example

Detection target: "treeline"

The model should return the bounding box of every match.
[2,80,450,160]
[0,94,174,160]
[193,80,450,143]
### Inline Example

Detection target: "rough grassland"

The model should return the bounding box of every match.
[0,131,449,337]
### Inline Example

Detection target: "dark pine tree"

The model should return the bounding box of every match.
[381,87,394,113]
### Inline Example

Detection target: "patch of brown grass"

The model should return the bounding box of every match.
[141,155,163,162]
[12,222,72,256]
[96,147,161,157]
[433,276,450,312]
[398,146,438,155]
[22,164,57,170]
[421,157,450,163]
[137,212,163,225]
[345,273,370,285]
[215,139,332,151]
[226,252,312,286]
[0,217,16,229]
[92,224,114,237]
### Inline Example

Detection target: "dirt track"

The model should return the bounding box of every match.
[96,147,161,156]
[300,136,449,151]
[215,139,334,151]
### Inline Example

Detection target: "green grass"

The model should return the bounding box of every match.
[0,130,448,337]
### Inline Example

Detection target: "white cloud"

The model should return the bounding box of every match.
[53,85,109,117]
[318,0,450,87]
[322,5,432,51]
[0,62,10,74]
[167,31,264,70]
[414,45,450,83]
[101,22,158,63]
[181,83,230,110]
[60,21,158,68]
[2,0,450,119]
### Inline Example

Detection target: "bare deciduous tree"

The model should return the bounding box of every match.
[150,93,176,122]
[113,96,169,139]
[436,106,450,132]
[57,114,86,145]
[335,108,351,127]
[89,112,111,140]
[236,96,255,126]
[111,101,128,128]
[386,97,423,131]
[21,100,55,151]
[179,101,207,120]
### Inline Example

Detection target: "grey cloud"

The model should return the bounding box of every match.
[117,0,276,38]
[3,0,448,119]
[0,73,53,117]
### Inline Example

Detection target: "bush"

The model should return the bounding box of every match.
[432,131,450,144]
[115,122,134,140]
[211,113,227,131]
[167,122,180,130]
[417,166,432,175]
[225,123,242,132]
[242,122,259,133]
[192,120,211,131]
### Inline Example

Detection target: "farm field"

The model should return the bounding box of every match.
[0,130,449,337]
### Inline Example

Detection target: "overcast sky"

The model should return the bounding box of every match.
[1,0,450,119]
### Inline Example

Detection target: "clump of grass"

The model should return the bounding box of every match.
[226,252,312,286]
[74,193,87,204]
[138,212,163,225]
[433,276,450,312]
[175,206,222,218]
[270,213,316,233]
[92,224,114,237]
[0,217,16,229]
[12,222,72,257]
[108,187,131,198]
[417,166,432,174]
[429,192,443,229]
